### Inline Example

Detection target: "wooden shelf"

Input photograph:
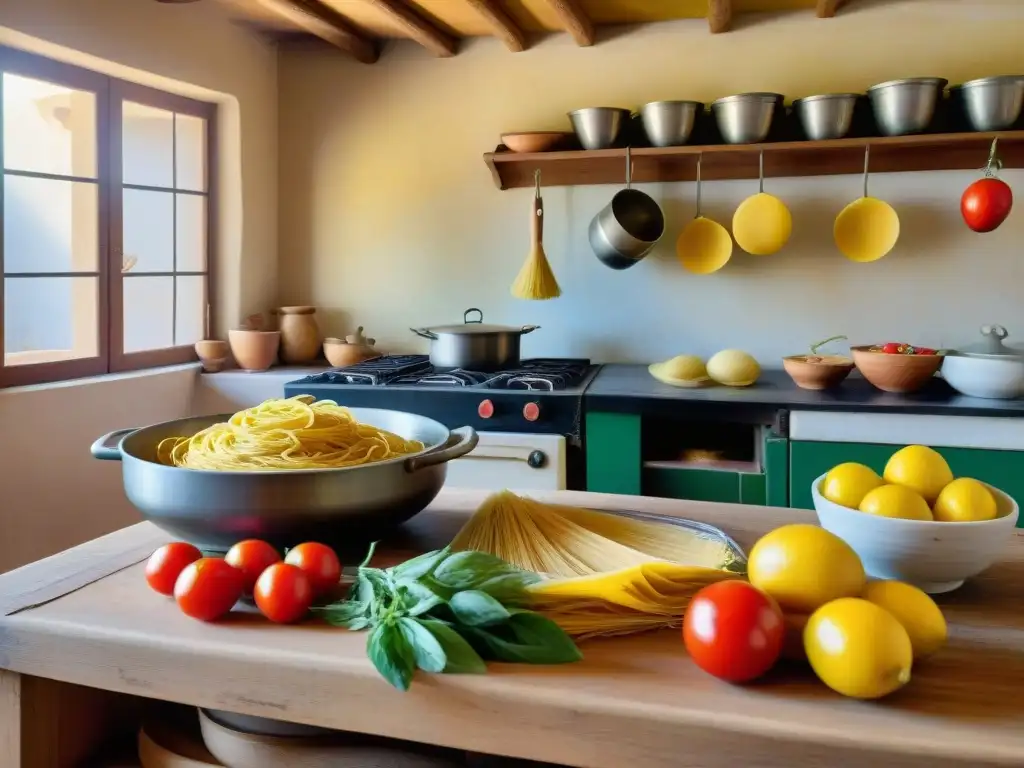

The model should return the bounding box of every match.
[483,131,1024,190]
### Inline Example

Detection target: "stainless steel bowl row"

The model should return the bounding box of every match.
[567,75,1024,150]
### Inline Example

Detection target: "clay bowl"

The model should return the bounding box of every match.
[850,345,943,393]
[228,329,280,371]
[323,338,380,368]
[194,339,230,373]
[782,354,855,390]
[501,132,571,153]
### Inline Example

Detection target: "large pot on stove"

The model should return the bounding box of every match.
[411,308,539,370]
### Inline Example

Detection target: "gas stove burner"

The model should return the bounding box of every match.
[295,354,431,386]
[394,370,493,387]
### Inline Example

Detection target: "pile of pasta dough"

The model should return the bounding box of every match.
[451,491,746,639]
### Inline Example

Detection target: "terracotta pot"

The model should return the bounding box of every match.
[194,339,230,373]
[277,306,321,364]
[782,355,854,390]
[851,346,943,393]
[228,329,280,371]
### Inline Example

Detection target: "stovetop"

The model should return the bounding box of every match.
[292,356,595,392]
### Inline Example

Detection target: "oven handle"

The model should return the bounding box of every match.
[457,445,548,468]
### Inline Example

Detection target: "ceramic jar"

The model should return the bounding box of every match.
[277,306,321,364]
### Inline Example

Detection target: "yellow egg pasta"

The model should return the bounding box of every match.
[156,395,424,471]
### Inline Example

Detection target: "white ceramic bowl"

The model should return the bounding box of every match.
[942,354,1024,399]
[811,473,1019,593]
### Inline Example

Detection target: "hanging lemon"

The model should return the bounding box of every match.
[732,193,792,255]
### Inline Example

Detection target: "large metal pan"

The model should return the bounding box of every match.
[91,408,478,551]
[411,307,539,370]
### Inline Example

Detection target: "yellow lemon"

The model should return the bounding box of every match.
[660,355,708,382]
[821,463,885,508]
[858,484,933,521]
[933,477,997,522]
[748,524,865,613]
[804,598,913,699]
[883,445,954,504]
[706,349,761,387]
[862,580,947,659]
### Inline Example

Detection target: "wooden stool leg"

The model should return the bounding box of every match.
[0,670,133,767]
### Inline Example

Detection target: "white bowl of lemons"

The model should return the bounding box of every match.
[811,445,1019,594]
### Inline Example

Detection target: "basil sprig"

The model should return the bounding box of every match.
[314,544,582,690]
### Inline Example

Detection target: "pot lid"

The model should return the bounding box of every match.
[418,308,537,335]
[954,324,1023,358]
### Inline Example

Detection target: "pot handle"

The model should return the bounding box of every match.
[405,427,479,473]
[464,308,483,324]
[90,428,135,461]
[410,328,438,340]
[520,325,541,335]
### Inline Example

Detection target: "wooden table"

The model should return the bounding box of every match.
[2,489,1023,768]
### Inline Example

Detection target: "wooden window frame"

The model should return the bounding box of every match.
[0,45,218,388]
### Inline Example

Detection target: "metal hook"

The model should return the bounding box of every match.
[534,168,541,198]
[695,154,703,218]
[862,145,871,198]
[625,146,633,188]
[758,149,765,194]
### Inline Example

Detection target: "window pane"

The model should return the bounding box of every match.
[3,73,97,178]
[176,194,206,271]
[123,276,173,352]
[175,114,206,192]
[4,175,98,273]
[122,188,173,272]
[122,101,173,188]
[4,276,98,365]
[175,275,206,345]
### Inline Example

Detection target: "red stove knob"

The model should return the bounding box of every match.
[523,402,541,422]
[478,399,495,419]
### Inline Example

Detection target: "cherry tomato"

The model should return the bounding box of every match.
[881,342,905,355]
[145,542,202,596]
[683,580,784,683]
[225,539,281,593]
[254,563,314,624]
[962,177,1013,233]
[174,558,245,622]
[284,542,342,595]
[914,347,936,356]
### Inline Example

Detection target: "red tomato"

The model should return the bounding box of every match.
[284,542,342,595]
[254,563,314,624]
[914,347,936,356]
[881,342,904,355]
[174,558,245,622]
[145,542,202,596]
[961,177,1013,233]
[225,539,281,593]
[682,580,784,683]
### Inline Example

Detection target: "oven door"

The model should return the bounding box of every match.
[445,432,566,491]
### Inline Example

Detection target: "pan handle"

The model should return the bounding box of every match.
[410,328,438,340]
[90,428,135,461]
[405,427,479,474]
[520,325,541,335]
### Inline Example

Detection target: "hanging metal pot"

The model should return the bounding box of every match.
[589,146,665,270]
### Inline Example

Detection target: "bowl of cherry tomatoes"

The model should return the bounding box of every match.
[851,342,943,394]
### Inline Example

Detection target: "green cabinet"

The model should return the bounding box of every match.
[790,441,1024,527]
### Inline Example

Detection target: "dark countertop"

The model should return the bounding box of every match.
[585,365,1024,421]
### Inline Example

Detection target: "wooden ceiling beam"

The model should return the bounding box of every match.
[464,0,527,52]
[708,0,732,33]
[544,0,594,47]
[359,0,458,57]
[816,0,848,18]
[255,0,378,62]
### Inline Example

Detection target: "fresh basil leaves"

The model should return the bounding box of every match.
[315,545,581,691]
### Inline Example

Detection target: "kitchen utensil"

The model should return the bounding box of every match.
[676,155,733,274]
[411,308,539,370]
[850,345,942,393]
[792,93,858,140]
[731,149,792,255]
[640,100,702,147]
[867,77,947,136]
[952,76,1024,131]
[588,146,665,270]
[711,93,781,144]
[323,327,380,367]
[812,473,1019,594]
[568,107,630,150]
[227,329,279,371]
[500,131,571,153]
[942,324,1024,399]
[834,146,900,262]
[89,409,478,551]
[511,169,561,300]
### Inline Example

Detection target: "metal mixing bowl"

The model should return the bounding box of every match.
[568,107,630,150]
[711,93,782,144]
[867,77,947,136]
[792,93,859,140]
[639,100,702,147]
[952,75,1024,131]
[90,408,478,550]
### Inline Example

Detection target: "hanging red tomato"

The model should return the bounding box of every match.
[961,139,1013,233]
